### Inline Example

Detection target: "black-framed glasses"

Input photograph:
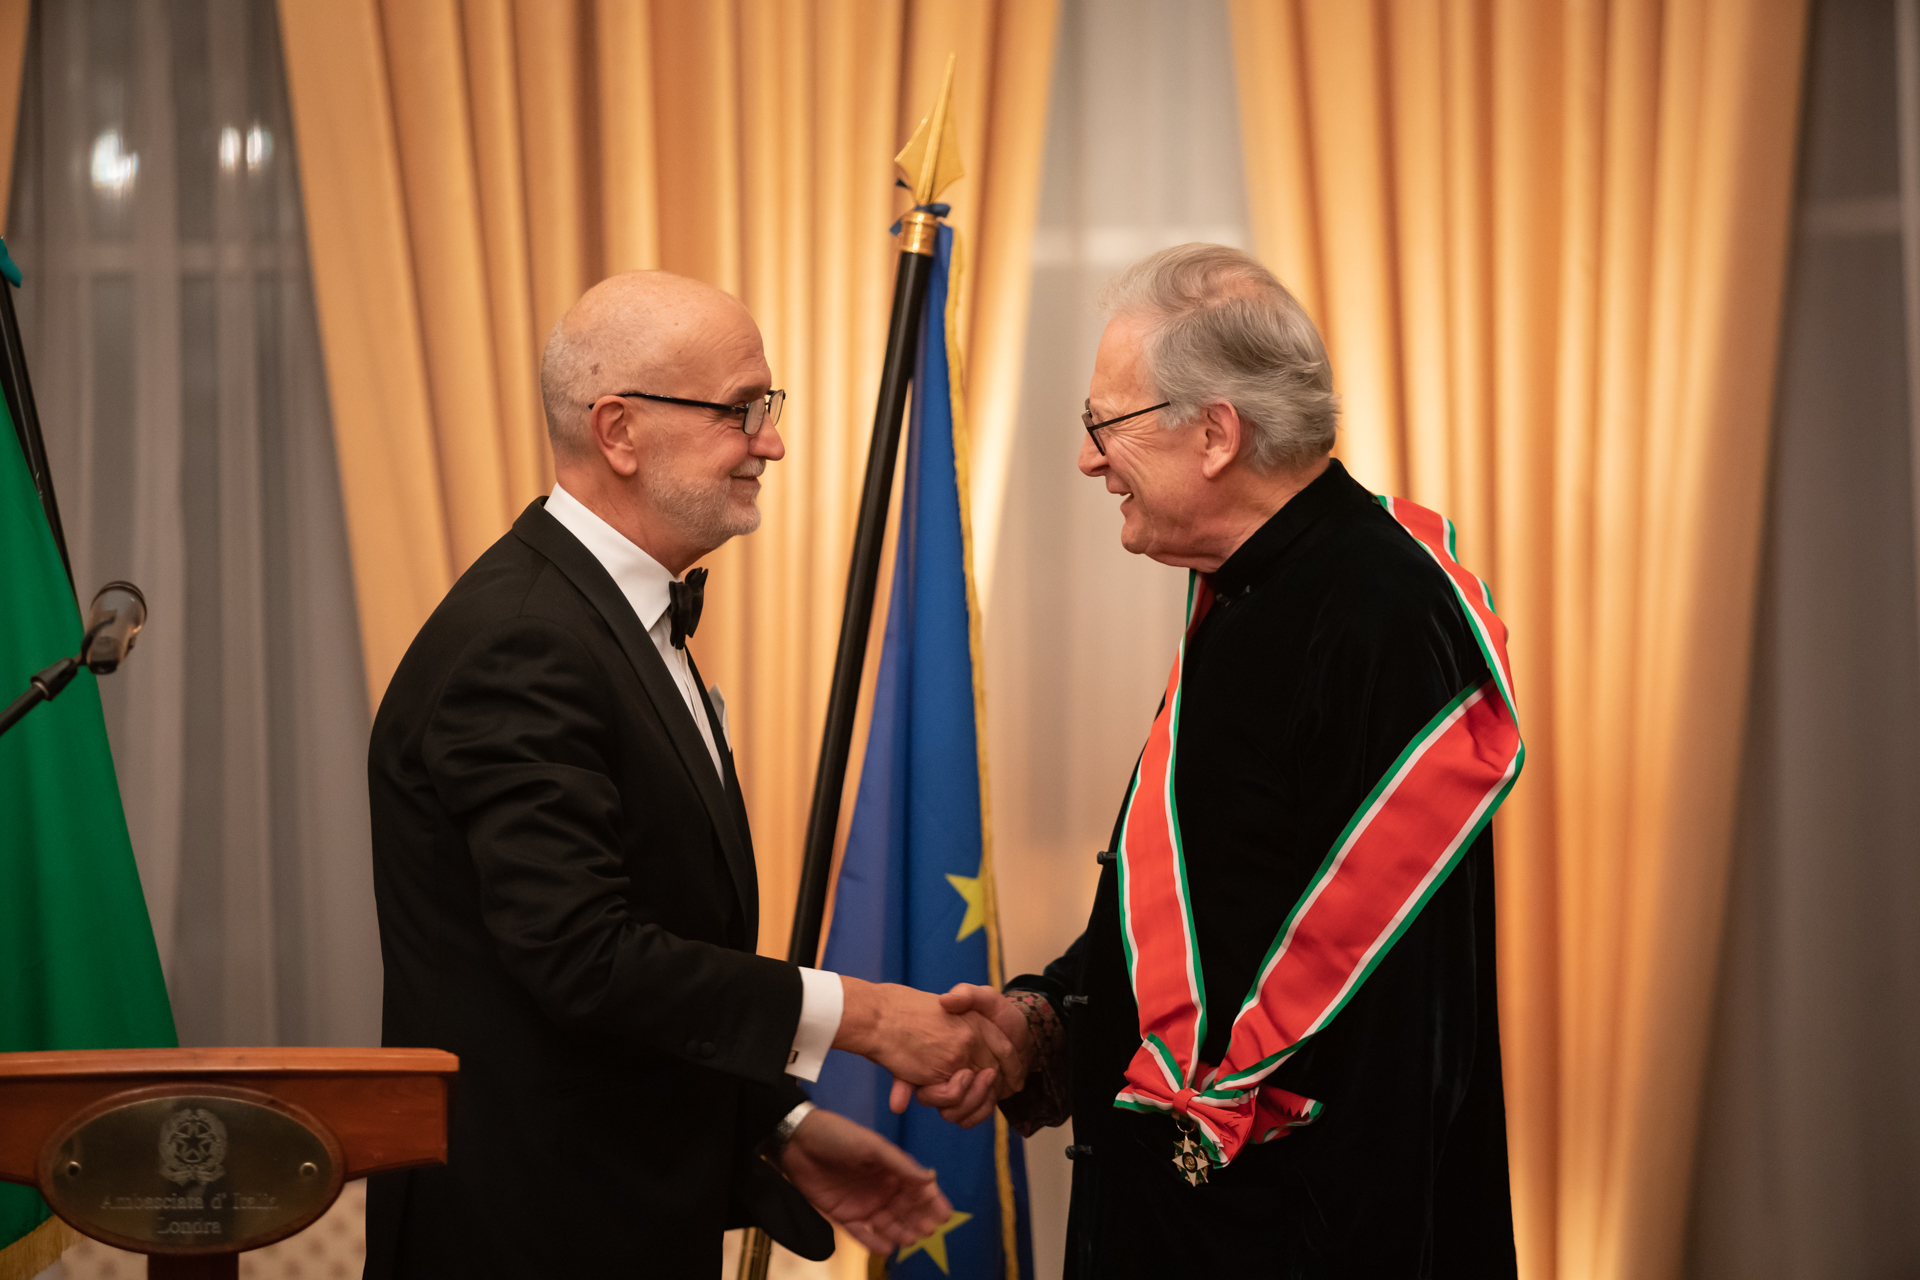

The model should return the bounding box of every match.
[1081,398,1170,455]
[601,388,787,436]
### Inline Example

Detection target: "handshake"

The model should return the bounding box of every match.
[834,977,1033,1128]
[766,979,1037,1253]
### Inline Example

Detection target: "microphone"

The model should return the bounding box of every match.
[81,580,147,675]
[0,581,150,738]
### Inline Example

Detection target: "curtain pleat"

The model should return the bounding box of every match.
[275,0,1058,961]
[464,0,550,506]
[380,1,519,566]
[950,2,1058,605]
[1228,3,1809,1278]
[274,1,453,692]
[0,0,27,225]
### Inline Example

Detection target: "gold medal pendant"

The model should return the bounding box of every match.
[1172,1118,1210,1187]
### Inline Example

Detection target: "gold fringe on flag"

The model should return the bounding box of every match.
[944,203,1022,1280]
[0,1215,77,1280]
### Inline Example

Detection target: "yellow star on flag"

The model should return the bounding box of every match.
[945,871,987,941]
[896,1208,973,1273]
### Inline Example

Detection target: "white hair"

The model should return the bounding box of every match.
[1099,243,1339,471]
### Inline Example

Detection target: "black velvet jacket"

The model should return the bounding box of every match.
[364,500,826,1279]
[1010,461,1517,1278]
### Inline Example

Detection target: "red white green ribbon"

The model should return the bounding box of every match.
[1112,495,1524,1168]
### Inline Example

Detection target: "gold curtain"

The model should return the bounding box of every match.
[1229,3,1807,1278]
[275,0,1059,961]
[0,0,25,228]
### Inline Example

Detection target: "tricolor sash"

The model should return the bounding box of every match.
[1112,496,1524,1171]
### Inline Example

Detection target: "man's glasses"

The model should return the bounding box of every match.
[602,388,786,436]
[1081,398,1170,455]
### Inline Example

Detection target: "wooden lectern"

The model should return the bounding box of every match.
[0,1048,457,1278]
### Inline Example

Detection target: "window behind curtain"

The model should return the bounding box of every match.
[1688,0,1920,1274]
[6,0,380,1052]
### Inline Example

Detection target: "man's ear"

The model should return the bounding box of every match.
[1198,401,1245,480]
[589,398,641,477]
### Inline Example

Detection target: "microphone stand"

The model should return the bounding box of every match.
[1,583,149,738]
[0,654,81,737]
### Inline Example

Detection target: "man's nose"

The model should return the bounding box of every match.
[752,420,787,461]
[1077,430,1106,477]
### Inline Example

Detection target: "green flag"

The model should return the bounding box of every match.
[0,384,176,1276]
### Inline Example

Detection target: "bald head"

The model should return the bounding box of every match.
[540,271,760,460]
[538,271,784,574]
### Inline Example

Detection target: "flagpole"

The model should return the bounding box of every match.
[0,242,72,593]
[786,232,937,969]
[738,62,964,1280]
[786,58,963,972]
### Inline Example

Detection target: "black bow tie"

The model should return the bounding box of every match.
[668,568,707,649]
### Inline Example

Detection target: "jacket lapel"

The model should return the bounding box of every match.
[687,651,759,944]
[511,500,757,933]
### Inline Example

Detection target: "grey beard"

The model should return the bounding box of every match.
[644,466,760,549]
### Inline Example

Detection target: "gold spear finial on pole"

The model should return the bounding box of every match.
[892,55,964,255]
[896,54,964,203]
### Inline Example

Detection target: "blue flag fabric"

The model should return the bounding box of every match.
[813,224,1033,1279]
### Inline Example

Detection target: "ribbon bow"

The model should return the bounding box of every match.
[669,568,706,649]
[1119,1062,1321,1168]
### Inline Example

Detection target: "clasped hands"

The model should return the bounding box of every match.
[836,977,1032,1130]
[774,979,1032,1250]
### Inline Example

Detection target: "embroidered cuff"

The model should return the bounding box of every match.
[1000,989,1071,1135]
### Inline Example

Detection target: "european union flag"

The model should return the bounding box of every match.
[812,222,1033,1279]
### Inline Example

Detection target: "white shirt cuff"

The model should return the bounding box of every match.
[786,967,844,1082]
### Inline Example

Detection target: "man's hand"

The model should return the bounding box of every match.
[891,984,1035,1127]
[834,976,1020,1105]
[776,1108,951,1253]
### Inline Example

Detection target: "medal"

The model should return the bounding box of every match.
[1172,1118,1209,1187]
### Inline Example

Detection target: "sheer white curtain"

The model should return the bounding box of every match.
[982,1,1250,1274]
[1687,0,1920,1275]
[5,0,379,1051]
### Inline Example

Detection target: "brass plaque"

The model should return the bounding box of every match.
[39,1086,344,1254]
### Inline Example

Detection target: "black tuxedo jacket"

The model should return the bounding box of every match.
[364,500,822,1278]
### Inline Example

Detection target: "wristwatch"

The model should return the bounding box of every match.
[770,1099,817,1151]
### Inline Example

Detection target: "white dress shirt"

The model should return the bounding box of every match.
[544,485,842,1080]
[545,484,723,777]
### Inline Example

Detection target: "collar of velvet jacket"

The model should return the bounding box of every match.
[1206,457,1364,599]
[510,497,759,941]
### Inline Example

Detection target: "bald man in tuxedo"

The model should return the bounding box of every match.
[365,272,1018,1277]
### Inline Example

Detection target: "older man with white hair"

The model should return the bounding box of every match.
[366,271,1021,1277]
[920,245,1521,1277]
